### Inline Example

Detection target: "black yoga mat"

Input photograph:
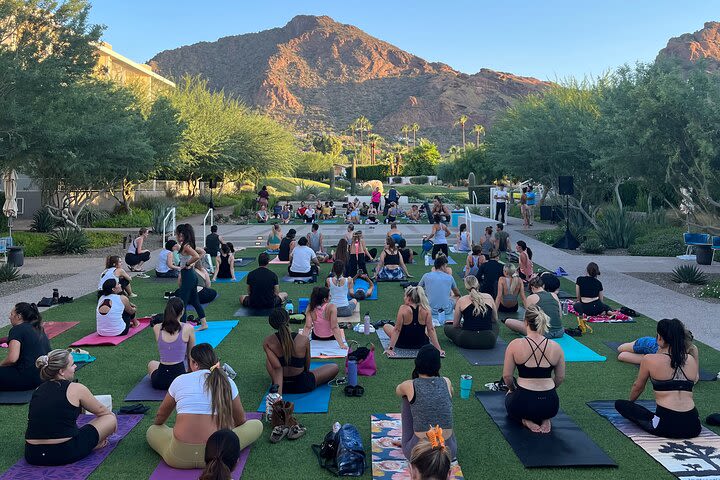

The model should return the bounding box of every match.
[457,337,507,366]
[603,341,717,381]
[0,389,34,404]
[475,391,617,468]
[557,290,575,300]
[234,306,277,317]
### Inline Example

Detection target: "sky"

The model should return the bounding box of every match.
[88,0,717,81]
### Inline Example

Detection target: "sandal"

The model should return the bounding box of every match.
[287,424,307,440]
[270,425,289,443]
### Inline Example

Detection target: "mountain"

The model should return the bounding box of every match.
[149,15,549,148]
[657,21,720,72]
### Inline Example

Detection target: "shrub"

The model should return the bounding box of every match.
[86,232,123,249]
[581,238,606,254]
[93,209,152,228]
[699,281,720,299]
[335,178,351,189]
[132,196,174,211]
[409,176,429,185]
[536,227,565,245]
[30,208,59,232]
[12,232,49,257]
[152,204,175,234]
[392,176,402,184]
[595,208,636,249]
[670,265,708,285]
[47,228,89,255]
[356,164,392,181]
[76,206,110,228]
[628,227,685,257]
[294,182,322,201]
[0,262,20,283]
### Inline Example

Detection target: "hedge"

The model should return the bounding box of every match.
[356,164,392,181]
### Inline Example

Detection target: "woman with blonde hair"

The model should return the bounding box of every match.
[409,427,453,480]
[147,343,262,469]
[24,349,117,466]
[495,264,525,313]
[502,305,565,433]
[444,276,498,349]
[383,286,444,357]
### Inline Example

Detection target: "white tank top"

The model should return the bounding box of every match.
[329,276,350,308]
[127,237,138,254]
[96,294,126,336]
[156,250,171,274]
[98,268,118,290]
[434,227,447,245]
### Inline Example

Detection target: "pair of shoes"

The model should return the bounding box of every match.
[343,384,365,397]
[58,296,73,304]
[136,273,150,278]
[163,291,174,299]
[485,378,509,392]
[129,293,138,298]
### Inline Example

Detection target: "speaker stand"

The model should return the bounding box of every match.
[553,195,580,250]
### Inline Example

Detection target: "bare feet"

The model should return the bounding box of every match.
[521,419,542,433]
[94,438,109,450]
[196,319,209,331]
[539,419,552,434]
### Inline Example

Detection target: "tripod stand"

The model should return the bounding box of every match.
[553,193,580,250]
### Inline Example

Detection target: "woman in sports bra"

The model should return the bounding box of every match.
[495,264,525,313]
[327,260,357,317]
[383,286,445,357]
[444,276,498,350]
[348,231,375,277]
[302,287,346,350]
[148,298,196,390]
[376,237,411,281]
[615,318,701,439]
[267,224,282,252]
[212,244,234,281]
[464,245,484,278]
[263,308,339,396]
[503,305,565,433]
[428,215,452,259]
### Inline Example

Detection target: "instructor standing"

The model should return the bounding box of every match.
[494,184,509,224]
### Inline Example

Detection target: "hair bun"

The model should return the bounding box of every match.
[36,355,49,368]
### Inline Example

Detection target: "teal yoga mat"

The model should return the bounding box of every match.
[214,271,249,283]
[425,256,457,265]
[554,335,606,362]
[256,362,332,413]
[352,278,378,300]
[194,320,239,348]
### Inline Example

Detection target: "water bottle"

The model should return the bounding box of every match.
[425,253,431,266]
[286,301,294,315]
[348,359,358,387]
[438,308,446,324]
[52,288,59,305]
[562,300,569,315]
[265,384,281,422]
[333,422,342,434]
[364,312,371,335]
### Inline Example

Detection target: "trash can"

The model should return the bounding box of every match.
[7,246,23,267]
[696,245,713,265]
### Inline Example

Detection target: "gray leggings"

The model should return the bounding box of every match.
[336,301,357,317]
[401,398,457,460]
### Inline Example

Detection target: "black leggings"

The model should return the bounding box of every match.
[198,288,217,304]
[505,385,559,425]
[25,424,99,466]
[0,366,42,391]
[118,310,136,336]
[283,371,316,394]
[151,362,186,390]
[444,324,498,350]
[432,244,449,259]
[615,400,701,439]
[288,265,319,277]
[178,268,204,321]
[574,299,610,316]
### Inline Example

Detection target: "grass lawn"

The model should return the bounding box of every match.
[0,249,718,479]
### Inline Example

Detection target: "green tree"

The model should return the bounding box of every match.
[454,114,469,151]
[411,123,420,147]
[401,124,410,147]
[473,124,485,147]
[312,135,343,156]
[295,152,335,181]
[438,144,504,185]
[403,140,441,176]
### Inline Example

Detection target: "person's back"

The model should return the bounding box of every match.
[409,376,453,432]
[246,266,279,308]
[290,245,314,274]
[217,252,232,279]
[396,304,430,349]
[535,290,563,338]
[461,302,494,331]
[278,236,293,261]
[419,270,454,312]
[328,276,350,309]
[27,380,80,440]
[96,293,125,336]
[205,232,221,258]
[476,259,504,298]
[308,230,322,253]
[495,230,509,252]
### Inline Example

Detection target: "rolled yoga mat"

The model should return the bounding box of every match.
[476,391,617,468]
[194,320,239,348]
[352,278,378,300]
[256,362,332,413]
[376,329,419,359]
[603,341,717,381]
[0,414,143,480]
[457,337,508,366]
[214,271,249,283]
[124,374,168,402]
[71,317,151,347]
[588,400,720,478]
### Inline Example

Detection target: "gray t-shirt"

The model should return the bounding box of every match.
[419,271,457,312]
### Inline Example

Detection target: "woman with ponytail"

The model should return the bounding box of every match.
[409,426,453,480]
[495,264,524,313]
[503,304,565,433]
[615,318,701,439]
[148,343,262,469]
[25,349,116,465]
[264,308,339,395]
[327,260,357,317]
[98,255,134,297]
[515,241,533,282]
[148,297,196,390]
[175,223,208,330]
[0,302,51,391]
[200,429,240,480]
[96,278,138,337]
[383,286,445,357]
[504,274,564,339]
[444,276,498,349]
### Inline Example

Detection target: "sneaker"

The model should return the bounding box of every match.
[129,293,138,298]
[136,273,150,279]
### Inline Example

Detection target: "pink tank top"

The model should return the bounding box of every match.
[312,303,332,338]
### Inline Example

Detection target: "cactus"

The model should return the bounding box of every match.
[468,172,476,186]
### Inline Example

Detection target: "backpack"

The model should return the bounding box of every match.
[312,424,366,476]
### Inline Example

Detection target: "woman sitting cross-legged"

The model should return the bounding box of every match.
[263,308,339,396]
[97,278,138,337]
[155,240,181,279]
[503,305,566,433]
[213,243,235,282]
[503,274,564,339]
[288,236,320,278]
[327,260,358,318]
[443,276,499,350]
[24,349,117,466]
[376,237,411,281]
[615,318,701,439]
[0,302,51,391]
[148,298,196,390]
[99,255,135,297]
[302,287,346,349]
[495,264,525,314]
[395,344,456,460]
[383,286,445,357]
[574,262,612,316]
[200,429,240,480]
[147,343,263,469]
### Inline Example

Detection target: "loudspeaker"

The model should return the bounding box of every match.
[558,176,574,196]
[208,178,218,189]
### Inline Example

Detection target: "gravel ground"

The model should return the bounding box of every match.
[626,272,720,304]
[0,273,70,297]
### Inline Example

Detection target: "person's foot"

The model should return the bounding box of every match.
[522,419,542,433]
[539,419,552,434]
[94,438,109,450]
[136,273,149,278]
[129,293,138,298]
[196,319,209,331]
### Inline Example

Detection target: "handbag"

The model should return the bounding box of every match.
[345,341,377,377]
[311,424,366,476]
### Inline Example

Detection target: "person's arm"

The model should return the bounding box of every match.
[1,340,20,366]
[553,348,566,387]
[519,283,527,305]
[524,293,538,309]
[347,277,355,296]
[629,357,652,401]
[186,326,196,363]
[311,253,320,266]
[302,310,314,335]
[502,342,517,392]
[166,254,179,271]
[327,305,346,349]
[263,339,284,391]
[75,383,116,419]
[395,380,411,399]
[319,234,324,252]
[495,279,503,308]
[598,290,605,302]
[575,284,581,302]
[444,224,453,237]
[212,256,221,281]
[385,308,406,356]
[452,299,462,327]
[231,394,247,427]
[154,393,176,425]
[182,245,200,269]
[425,317,445,356]
[451,278,461,298]
[136,236,147,254]
[117,268,132,282]
[152,324,161,342]
[120,295,136,316]
[362,241,373,261]
[427,225,436,241]
[377,250,386,269]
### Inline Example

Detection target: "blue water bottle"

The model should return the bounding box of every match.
[348,359,358,387]
[285,301,294,315]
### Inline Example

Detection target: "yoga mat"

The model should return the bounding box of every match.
[281,275,314,283]
[376,329,419,359]
[194,320,239,348]
[71,317,151,347]
[352,278,378,300]
[589,400,720,478]
[553,335,606,362]
[124,374,168,401]
[557,291,575,300]
[458,337,508,366]
[1,322,79,348]
[234,306,277,317]
[233,257,254,267]
[311,339,349,358]
[0,389,34,404]
[321,219,339,224]
[449,246,470,254]
[0,414,143,480]
[186,291,219,313]
[214,271,249,283]
[425,256,457,265]
[498,306,524,322]
[256,362,332,413]
[476,392,617,468]
[371,413,465,480]
[149,412,262,480]
[603,342,717,381]
[269,256,289,264]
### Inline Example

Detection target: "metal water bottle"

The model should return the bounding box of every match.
[438,308,446,324]
[285,301,294,315]
[364,312,371,335]
[265,384,281,422]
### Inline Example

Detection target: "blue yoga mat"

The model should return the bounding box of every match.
[194,320,239,348]
[554,335,606,362]
[214,271,249,283]
[321,219,339,224]
[424,256,457,265]
[351,278,378,300]
[256,362,333,413]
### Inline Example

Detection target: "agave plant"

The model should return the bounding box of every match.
[47,227,89,255]
[581,238,606,254]
[596,208,636,249]
[30,208,59,233]
[76,206,110,228]
[0,262,20,283]
[671,264,708,285]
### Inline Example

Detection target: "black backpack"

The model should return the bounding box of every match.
[312,424,366,476]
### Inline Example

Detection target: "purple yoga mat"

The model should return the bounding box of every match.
[124,374,168,402]
[0,414,143,480]
[148,412,262,480]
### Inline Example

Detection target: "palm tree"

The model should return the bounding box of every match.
[367,133,382,165]
[448,145,461,157]
[391,143,405,175]
[473,124,485,147]
[411,123,420,147]
[454,114,469,151]
[401,124,410,147]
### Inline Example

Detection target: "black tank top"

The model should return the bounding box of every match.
[205,233,221,257]
[218,253,232,278]
[384,250,400,266]
[461,303,493,332]
[396,306,430,349]
[275,332,306,369]
[278,237,293,261]
[26,380,80,439]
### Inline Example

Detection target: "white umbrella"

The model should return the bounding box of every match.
[3,169,18,237]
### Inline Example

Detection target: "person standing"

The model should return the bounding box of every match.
[257,185,270,208]
[526,185,536,227]
[494,184,509,223]
[371,187,382,211]
[385,186,400,216]
[205,225,224,259]
[520,187,529,229]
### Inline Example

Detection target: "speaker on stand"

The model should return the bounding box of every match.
[207,178,218,209]
[553,176,581,250]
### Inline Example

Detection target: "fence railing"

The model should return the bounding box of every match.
[161,207,176,242]
[202,208,214,247]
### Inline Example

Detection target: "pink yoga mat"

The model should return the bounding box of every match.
[148,412,262,480]
[70,318,151,347]
[269,256,289,264]
[1,322,79,348]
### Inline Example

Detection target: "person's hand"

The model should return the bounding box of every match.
[406,273,413,278]
[131,319,140,328]
[439,350,446,358]
[384,349,396,357]
[339,343,348,350]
